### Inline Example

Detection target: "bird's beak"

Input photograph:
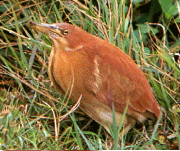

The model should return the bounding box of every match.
[29,21,62,38]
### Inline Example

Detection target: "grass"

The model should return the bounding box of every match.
[0,0,180,149]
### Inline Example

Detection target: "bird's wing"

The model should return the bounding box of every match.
[85,44,159,118]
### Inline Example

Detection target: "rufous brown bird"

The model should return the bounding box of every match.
[30,21,161,138]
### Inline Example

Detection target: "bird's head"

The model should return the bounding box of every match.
[30,22,87,51]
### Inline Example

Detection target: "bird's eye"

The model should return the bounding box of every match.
[63,30,68,35]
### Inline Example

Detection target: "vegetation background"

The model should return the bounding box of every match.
[0,0,180,149]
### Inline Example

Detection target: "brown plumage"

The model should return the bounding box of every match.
[30,22,161,137]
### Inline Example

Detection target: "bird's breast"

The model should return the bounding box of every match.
[48,47,96,100]
[48,47,73,94]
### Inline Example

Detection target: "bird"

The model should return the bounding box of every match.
[30,21,162,138]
